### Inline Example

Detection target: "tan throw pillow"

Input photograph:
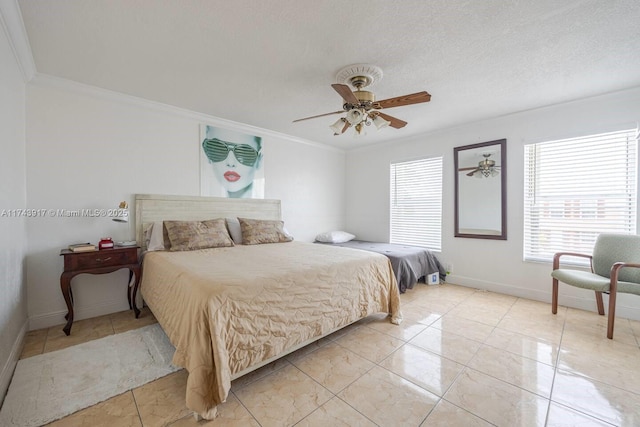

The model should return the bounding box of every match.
[164,218,234,251]
[239,218,293,245]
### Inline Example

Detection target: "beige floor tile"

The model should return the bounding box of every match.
[431,314,495,342]
[323,320,363,342]
[410,326,482,364]
[44,314,114,353]
[444,368,549,427]
[291,341,375,393]
[546,402,616,427]
[338,366,440,427]
[366,314,429,341]
[484,327,559,366]
[496,312,564,344]
[296,397,377,427]
[167,394,260,427]
[380,343,464,396]
[461,290,517,308]
[133,370,191,427]
[446,303,509,327]
[420,399,494,426]
[400,304,443,326]
[552,370,640,426]
[557,337,640,394]
[110,306,157,334]
[234,363,332,427]
[46,391,141,427]
[563,307,637,345]
[231,358,291,391]
[468,345,555,398]
[335,325,405,363]
[20,327,48,359]
[629,318,640,343]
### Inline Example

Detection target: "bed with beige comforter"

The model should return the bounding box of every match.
[140,241,401,418]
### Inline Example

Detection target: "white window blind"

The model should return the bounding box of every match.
[524,128,638,264]
[390,157,443,250]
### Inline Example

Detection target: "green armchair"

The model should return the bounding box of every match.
[551,233,640,339]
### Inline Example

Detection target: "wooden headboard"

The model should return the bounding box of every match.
[135,194,282,250]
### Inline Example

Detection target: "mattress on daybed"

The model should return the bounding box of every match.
[140,240,401,417]
[318,240,446,293]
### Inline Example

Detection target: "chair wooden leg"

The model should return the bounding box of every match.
[552,278,558,314]
[595,291,605,315]
[607,289,617,339]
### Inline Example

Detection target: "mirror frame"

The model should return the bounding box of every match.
[454,139,507,240]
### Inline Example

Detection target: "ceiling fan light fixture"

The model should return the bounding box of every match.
[354,122,367,137]
[346,108,365,125]
[330,118,346,134]
[373,114,391,130]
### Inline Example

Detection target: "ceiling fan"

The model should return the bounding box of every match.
[458,153,501,178]
[292,64,431,136]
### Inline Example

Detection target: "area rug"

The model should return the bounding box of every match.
[0,323,179,427]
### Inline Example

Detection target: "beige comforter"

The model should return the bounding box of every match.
[140,241,401,417]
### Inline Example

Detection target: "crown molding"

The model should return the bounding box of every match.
[29,73,344,153]
[0,0,36,82]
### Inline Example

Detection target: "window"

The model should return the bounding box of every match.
[390,156,443,250]
[524,128,638,264]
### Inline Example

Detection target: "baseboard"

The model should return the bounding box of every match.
[0,319,28,407]
[29,299,132,331]
[446,274,640,321]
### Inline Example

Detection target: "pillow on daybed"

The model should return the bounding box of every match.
[239,217,293,245]
[164,218,234,251]
[144,221,169,251]
[315,230,356,244]
[225,217,243,245]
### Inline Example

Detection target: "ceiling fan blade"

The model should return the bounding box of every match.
[466,169,479,177]
[376,91,431,109]
[331,83,360,105]
[376,112,407,129]
[293,110,343,123]
[458,167,478,171]
[341,121,350,134]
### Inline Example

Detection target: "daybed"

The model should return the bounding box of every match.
[135,194,402,419]
[316,233,446,293]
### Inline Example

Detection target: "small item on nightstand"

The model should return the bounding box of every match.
[68,242,96,252]
[98,237,114,250]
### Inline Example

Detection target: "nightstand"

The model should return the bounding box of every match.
[59,246,141,335]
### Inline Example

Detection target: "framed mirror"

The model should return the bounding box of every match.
[454,139,507,239]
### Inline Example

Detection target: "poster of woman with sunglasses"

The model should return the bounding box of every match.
[200,125,264,198]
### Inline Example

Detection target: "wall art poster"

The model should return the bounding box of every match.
[200,125,264,198]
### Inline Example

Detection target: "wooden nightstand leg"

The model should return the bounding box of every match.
[127,270,134,309]
[130,265,141,318]
[60,272,75,335]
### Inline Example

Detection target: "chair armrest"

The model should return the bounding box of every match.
[553,252,593,272]
[610,262,640,284]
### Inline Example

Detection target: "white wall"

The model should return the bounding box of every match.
[346,87,640,320]
[25,78,346,330]
[0,15,28,404]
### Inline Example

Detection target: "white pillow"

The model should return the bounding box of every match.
[225,217,243,245]
[315,231,355,243]
[146,221,166,251]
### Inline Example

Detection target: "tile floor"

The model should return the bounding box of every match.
[14,283,640,427]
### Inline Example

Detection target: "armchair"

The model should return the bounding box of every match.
[551,233,640,339]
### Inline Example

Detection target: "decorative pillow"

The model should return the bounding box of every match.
[225,217,243,245]
[315,230,356,244]
[145,221,167,251]
[164,218,234,251]
[239,217,293,245]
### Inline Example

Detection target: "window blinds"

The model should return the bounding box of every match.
[390,156,443,250]
[523,129,638,264]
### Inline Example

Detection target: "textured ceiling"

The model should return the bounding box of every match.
[17,0,640,149]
